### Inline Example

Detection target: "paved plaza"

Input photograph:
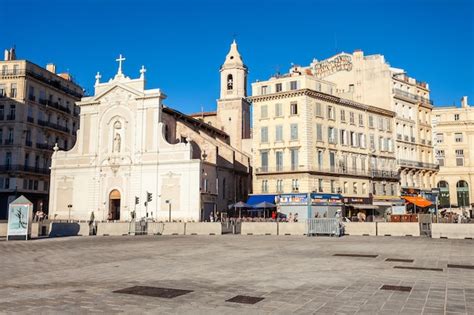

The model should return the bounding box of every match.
[0,235,473,314]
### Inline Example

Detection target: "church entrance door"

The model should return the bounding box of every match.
[109,190,121,220]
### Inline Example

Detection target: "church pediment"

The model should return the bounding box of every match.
[92,83,143,104]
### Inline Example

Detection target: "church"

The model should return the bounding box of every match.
[48,41,252,222]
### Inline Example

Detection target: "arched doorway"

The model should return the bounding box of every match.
[456,181,470,208]
[109,189,121,220]
[437,181,450,208]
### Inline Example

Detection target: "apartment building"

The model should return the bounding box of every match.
[432,96,473,209]
[251,66,399,218]
[305,51,438,196]
[0,48,83,219]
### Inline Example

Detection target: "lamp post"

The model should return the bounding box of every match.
[165,200,171,222]
[67,204,72,222]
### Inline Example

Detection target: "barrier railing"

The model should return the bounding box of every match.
[307,218,341,237]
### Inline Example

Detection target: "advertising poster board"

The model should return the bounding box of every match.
[7,196,33,241]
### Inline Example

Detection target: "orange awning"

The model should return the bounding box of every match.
[403,196,432,208]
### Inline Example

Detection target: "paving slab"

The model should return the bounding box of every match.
[0,235,473,314]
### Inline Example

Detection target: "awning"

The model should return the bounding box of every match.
[247,194,276,206]
[403,196,432,208]
[347,204,379,210]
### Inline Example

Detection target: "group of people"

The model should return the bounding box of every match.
[33,210,47,222]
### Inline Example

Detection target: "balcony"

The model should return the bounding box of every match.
[28,95,36,102]
[404,135,409,141]
[25,140,32,147]
[36,142,51,150]
[35,99,72,115]
[0,114,3,120]
[6,114,15,121]
[4,139,14,145]
[256,165,400,180]
[411,137,416,143]
[27,116,34,123]
[0,69,83,99]
[37,119,70,134]
[397,159,439,171]
[428,140,432,145]
[397,134,402,140]
[393,88,433,105]
[0,164,49,175]
[421,139,426,145]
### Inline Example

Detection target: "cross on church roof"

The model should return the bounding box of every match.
[95,71,101,85]
[116,54,126,75]
[140,65,146,79]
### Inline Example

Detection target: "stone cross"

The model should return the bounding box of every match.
[140,65,146,79]
[95,72,101,85]
[116,54,126,75]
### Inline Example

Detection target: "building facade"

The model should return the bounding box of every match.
[0,48,82,219]
[251,66,399,218]
[304,51,438,195]
[49,44,251,222]
[432,96,473,209]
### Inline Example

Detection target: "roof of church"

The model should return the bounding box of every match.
[222,40,246,68]
[162,106,229,140]
[189,111,217,117]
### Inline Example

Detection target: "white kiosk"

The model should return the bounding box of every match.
[7,196,33,241]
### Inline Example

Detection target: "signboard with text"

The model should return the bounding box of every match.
[311,193,343,205]
[279,194,308,205]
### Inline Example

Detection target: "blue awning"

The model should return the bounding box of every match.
[247,194,277,206]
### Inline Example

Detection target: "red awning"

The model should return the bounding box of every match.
[403,196,432,208]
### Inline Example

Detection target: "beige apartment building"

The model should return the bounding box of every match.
[432,96,473,209]
[304,51,438,196]
[0,48,83,219]
[251,66,399,218]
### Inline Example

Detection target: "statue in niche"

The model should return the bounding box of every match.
[113,133,121,153]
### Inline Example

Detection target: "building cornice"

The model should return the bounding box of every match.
[249,88,395,117]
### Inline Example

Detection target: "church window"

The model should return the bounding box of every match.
[227,74,233,90]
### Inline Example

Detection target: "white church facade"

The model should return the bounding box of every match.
[49,42,252,222]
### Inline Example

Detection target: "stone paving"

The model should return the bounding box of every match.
[0,235,473,314]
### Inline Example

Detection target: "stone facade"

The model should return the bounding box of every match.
[251,67,398,200]
[49,45,251,222]
[0,48,82,219]
[305,51,438,195]
[432,96,473,208]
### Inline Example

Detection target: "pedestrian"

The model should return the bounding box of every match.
[294,213,299,222]
[288,212,294,222]
[210,212,214,222]
[38,210,44,222]
[271,211,276,221]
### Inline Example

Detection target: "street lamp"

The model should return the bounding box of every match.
[165,200,171,222]
[67,204,72,222]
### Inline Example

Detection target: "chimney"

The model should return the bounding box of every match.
[46,63,56,74]
[461,96,468,108]
[9,47,16,60]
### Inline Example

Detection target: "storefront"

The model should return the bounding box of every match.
[343,196,378,220]
[372,195,405,218]
[277,193,310,219]
[309,193,343,218]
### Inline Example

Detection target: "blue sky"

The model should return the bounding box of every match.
[2,0,473,112]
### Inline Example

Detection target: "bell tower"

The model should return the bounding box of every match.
[217,40,251,152]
